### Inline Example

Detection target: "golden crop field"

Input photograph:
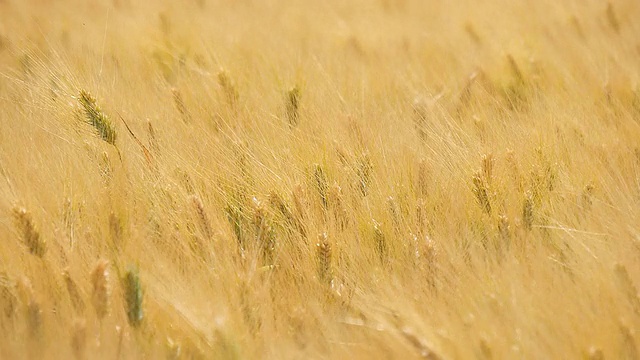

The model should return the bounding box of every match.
[1,0,640,358]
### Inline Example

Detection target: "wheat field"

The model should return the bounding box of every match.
[1,0,640,358]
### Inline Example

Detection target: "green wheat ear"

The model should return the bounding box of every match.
[78,90,117,145]
[123,266,143,328]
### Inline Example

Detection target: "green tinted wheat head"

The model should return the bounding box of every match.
[78,90,117,145]
[285,86,301,127]
[123,266,144,328]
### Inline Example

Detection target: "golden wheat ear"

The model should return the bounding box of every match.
[12,206,46,258]
[316,232,332,284]
[91,260,110,321]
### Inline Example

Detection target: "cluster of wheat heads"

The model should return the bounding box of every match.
[1,0,640,358]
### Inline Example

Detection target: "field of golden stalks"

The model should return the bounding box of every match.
[1,0,640,358]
